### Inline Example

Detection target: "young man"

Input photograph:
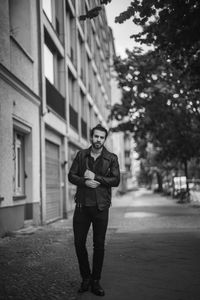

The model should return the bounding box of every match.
[68,124,120,296]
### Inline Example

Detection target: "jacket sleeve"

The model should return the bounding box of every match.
[68,152,86,187]
[94,154,120,187]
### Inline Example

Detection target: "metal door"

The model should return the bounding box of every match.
[45,140,61,222]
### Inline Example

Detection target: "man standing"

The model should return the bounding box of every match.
[68,124,120,296]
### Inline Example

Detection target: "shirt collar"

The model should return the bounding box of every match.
[85,146,109,160]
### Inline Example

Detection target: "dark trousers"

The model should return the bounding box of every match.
[73,205,109,280]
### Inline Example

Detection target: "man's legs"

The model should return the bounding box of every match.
[73,206,109,296]
[73,206,91,280]
[92,207,109,280]
[88,207,108,296]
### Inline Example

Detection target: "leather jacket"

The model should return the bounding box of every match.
[68,146,120,210]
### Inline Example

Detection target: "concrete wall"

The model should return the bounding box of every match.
[0,205,24,236]
[0,0,10,68]
[12,84,40,223]
[0,80,13,206]
[0,78,41,232]
[0,0,41,235]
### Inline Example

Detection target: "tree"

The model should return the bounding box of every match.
[84,0,200,196]
[82,0,200,88]
[110,49,200,194]
[114,0,200,89]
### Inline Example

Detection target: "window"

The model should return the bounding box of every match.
[77,0,85,17]
[55,0,64,40]
[95,113,98,125]
[66,10,76,66]
[91,28,95,54]
[13,131,25,196]
[43,0,63,40]
[69,71,78,131]
[71,0,76,8]
[68,71,77,110]
[86,55,91,90]
[86,19,92,48]
[44,44,54,84]
[42,0,52,22]
[80,91,87,139]
[9,0,31,53]
[91,109,96,128]
[88,103,92,130]
[44,32,65,118]
[77,0,85,32]
[81,91,87,120]
[125,151,130,158]
[78,34,86,83]
[44,29,64,91]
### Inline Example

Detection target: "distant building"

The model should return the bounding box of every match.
[108,29,134,193]
[0,0,114,236]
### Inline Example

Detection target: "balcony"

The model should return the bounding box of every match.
[81,118,87,140]
[69,104,78,132]
[46,78,65,119]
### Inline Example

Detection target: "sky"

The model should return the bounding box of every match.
[105,0,142,57]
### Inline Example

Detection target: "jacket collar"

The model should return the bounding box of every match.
[85,146,110,160]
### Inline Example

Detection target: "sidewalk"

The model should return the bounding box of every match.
[0,189,200,300]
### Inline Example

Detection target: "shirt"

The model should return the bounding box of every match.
[84,152,103,206]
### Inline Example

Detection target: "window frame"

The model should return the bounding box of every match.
[42,0,53,23]
[13,131,26,197]
[44,43,55,84]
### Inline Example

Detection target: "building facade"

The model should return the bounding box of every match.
[109,29,134,194]
[0,0,41,235]
[0,0,114,236]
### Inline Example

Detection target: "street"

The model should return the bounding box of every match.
[1,188,200,300]
[95,189,200,300]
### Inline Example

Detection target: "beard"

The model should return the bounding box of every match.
[92,141,103,149]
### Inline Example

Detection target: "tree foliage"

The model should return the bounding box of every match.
[86,1,200,188]
[115,0,200,89]
[110,49,200,182]
[108,0,200,191]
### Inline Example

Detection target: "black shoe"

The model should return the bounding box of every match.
[91,280,105,296]
[78,278,91,293]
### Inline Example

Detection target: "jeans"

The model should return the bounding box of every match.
[73,205,109,280]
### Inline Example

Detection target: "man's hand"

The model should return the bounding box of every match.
[85,179,100,189]
[84,169,95,180]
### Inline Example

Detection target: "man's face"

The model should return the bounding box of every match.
[91,129,106,150]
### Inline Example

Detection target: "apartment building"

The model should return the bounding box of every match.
[0,0,41,235]
[0,0,114,236]
[108,29,135,194]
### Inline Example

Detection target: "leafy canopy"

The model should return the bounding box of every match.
[114,0,200,89]
[111,49,200,165]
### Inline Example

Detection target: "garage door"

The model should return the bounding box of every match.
[46,140,61,222]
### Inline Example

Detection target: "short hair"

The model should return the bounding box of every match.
[90,124,108,139]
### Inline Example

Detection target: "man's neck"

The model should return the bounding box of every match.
[91,146,103,156]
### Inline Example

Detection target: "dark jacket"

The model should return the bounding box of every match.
[68,146,120,210]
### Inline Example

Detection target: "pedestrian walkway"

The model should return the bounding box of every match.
[1,188,200,300]
[78,188,200,300]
